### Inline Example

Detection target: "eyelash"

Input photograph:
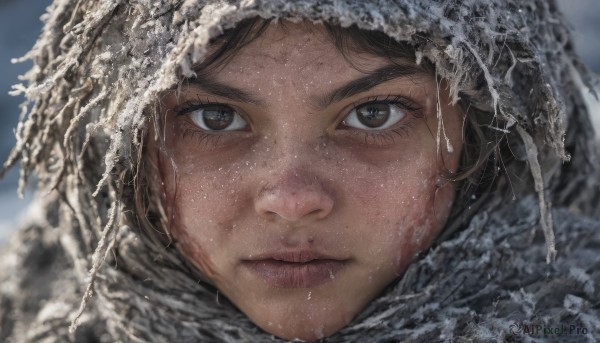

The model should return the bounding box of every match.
[173,95,423,148]
[173,96,229,116]
[342,95,422,146]
[173,97,243,148]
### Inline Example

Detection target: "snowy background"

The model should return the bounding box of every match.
[0,0,599,242]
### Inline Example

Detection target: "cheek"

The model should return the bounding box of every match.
[165,184,219,278]
[160,150,246,224]
[172,223,219,279]
[159,159,247,280]
[350,159,446,269]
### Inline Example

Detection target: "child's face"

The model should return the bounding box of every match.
[157,22,463,341]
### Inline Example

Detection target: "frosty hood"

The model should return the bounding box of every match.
[1,0,599,341]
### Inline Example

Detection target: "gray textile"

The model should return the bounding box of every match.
[2,195,600,342]
[1,0,599,342]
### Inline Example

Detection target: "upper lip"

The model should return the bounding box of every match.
[245,250,344,263]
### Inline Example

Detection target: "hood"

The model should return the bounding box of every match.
[1,0,599,341]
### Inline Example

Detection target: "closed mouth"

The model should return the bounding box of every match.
[242,259,347,288]
[242,250,348,288]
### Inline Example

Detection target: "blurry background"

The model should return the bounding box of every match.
[0,0,599,241]
[0,0,51,241]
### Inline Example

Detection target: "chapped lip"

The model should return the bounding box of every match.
[242,250,349,288]
[244,250,345,263]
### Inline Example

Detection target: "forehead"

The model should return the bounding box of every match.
[206,21,390,80]
[247,23,332,66]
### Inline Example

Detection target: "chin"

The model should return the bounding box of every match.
[237,291,359,342]
[255,313,350,342]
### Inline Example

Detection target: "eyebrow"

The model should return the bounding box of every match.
[184,78,267,107]
[312,63,429,110]
[184,62,428,110]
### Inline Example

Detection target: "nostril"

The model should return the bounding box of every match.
[254,186,334,222]
[264,210,279,220]
[307,208,323,217]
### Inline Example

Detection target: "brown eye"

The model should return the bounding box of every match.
[190,105,248,131]
[344,102,406,130]
[356,103,390,128]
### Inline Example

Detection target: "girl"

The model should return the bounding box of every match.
[1,0,599,342]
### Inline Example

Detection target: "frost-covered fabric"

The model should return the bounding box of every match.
[1,0,599,342]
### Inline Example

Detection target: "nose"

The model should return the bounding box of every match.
[254,170,334,222]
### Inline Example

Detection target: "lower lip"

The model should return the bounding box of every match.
[243,259,346,288]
